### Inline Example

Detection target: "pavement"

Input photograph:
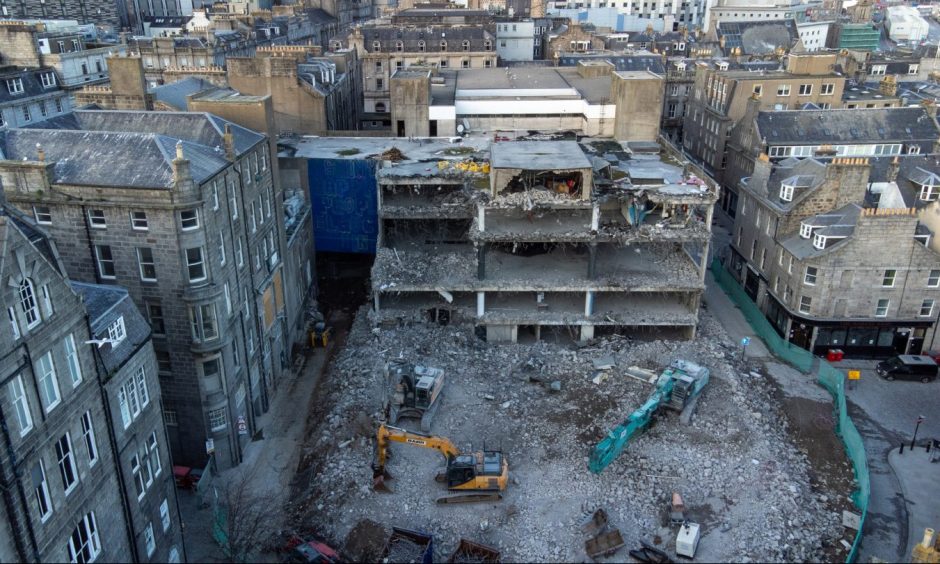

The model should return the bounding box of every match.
[889,446,940,556]
[177,343,334,562]
[703,271,770,360]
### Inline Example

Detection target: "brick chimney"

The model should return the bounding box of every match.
[879,75,897,97]
[223,124,236,161]
[887,156,900,182]
[172,141,193,187]
[748,153,772,192]
[923,99,938,120]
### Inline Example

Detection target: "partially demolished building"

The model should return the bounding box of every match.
[371,138,719,342]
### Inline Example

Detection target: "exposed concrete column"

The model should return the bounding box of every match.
[477,291,485,318]
[477,244,486,280]
[580,325,594,342]
[591,205,600,231]
[478,203,485,232]
[588,243,598,280]
[584,291,594,317]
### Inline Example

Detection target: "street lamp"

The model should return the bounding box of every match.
[911,415,926,450]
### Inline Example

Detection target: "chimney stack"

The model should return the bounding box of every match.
[172,140,192,186]
[223,123,236,161]
[887,156,900,182]
[36,143,44,162]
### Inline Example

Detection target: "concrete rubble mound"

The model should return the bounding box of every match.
[290,307,849,563]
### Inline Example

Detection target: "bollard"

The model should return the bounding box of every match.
[900,443,905,454]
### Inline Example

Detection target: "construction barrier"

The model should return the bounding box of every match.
[711,258,869,563]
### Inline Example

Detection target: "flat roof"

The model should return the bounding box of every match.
[490,140,592,170]
[456,67,572,91]
[284,136,492,160]
[393,69,431,80]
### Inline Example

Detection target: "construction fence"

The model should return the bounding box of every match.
[710,258,869,563]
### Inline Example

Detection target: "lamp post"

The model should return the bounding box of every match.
[911,415,926,450]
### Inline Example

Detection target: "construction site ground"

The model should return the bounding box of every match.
[285,304,857,563]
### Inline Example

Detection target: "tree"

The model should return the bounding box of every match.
[211,467,283,563]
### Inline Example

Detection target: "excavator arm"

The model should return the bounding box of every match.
[373,424,460,491]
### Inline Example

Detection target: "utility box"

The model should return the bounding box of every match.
[676,522,701,559]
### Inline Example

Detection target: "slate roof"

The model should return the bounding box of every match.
[758,158,827,209]
[717,19,801,56]
[150,77,217,110]
[0,129,229,188]
[0,67,64,106]
[346,25,494,51]
[756,107,940,145]
[70,282,151,375]
[305,8,338,25]
[557,54,665,74]
[0,206,62,275]
[27,110,264,155]
[780,204,862,260]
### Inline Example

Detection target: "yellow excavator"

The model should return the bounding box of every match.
[372,424,508,503]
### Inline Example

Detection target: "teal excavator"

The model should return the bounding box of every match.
[589,360,710,474]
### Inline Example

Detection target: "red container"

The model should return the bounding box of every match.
[826,349,844,362]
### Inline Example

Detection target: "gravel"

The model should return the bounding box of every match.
[289,307,846,563]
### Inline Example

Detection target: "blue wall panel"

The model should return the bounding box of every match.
[307,158,378,254]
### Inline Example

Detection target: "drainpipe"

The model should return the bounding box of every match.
[80,204,102,284]
[0,352,40,562]
[86,314,140,564]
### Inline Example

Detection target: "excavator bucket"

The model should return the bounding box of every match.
[372,467,393,493]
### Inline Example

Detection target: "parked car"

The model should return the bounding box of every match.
[876,355,939,383]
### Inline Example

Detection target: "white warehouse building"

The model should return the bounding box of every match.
[886,5,930,43]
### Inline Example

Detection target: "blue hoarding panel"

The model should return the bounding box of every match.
[307,158,378,254]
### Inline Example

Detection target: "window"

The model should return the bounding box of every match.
[250,204,257,233]
[9,376,32,436]
[218,233,226,266]
[760,248,767,270]
[95,246,115,279]
[88,209,106,228]
[144,523,155,557]
[108,317,126,344]
[6,78,23,94]
[257,198,265,226]
[33,460,52,521]
[163,409,178,426]
[780,183,794,202]
[160,499,170,532]
[910,64,920,75]
[418,40,425,52]
[798,84,812,96]
[440,40,447,52]
[224,283,232,316]
[156,351,172,375]
[919,182,938,201]
[39,100,46,117]
[875,298,889,317]
[804,266,817,286]
[136,366,150,408]
[909,145,922,155]
[55,98,63,113]
[56,433,78,493]
[372,40,381,52]
[396,40,403,52]
[130,211,148,230]
[395,61,403,71]
[212,180,220,210]
[462,39,470,52]
[230,182,239,220]
[180,209,199,230]
[752,84,762,96]
[36,352,60,412]
[819,103,831,110]
[209,407,227,431]
[19,279,40,328]
[81,411,98,466]
[236,238,244,268]
[147,304,165,335]
[244,287,252,320]
[870,64,886,76]
[882,269,897,287]
[375,78,383,90]
[189,303,218,341]
[461,59,470,68]
[929,269,940,287]
[374,60,382,72]
[118,385,131,429]
[821,83,834,95]
[64,334,82,387]
[67,513,100,564]
[131,454,145,499]
[40,72,56,88]
[186,248,207,283]
[34,206,52,224]
[921,299,935,317]
[776,84,790,96]
[799,295,812,314]
[137,248,157,281]
[21,106,30,122]
[148,431,161,477]
[265,189,273,218]
[788,257,793,275]
[39,285,53,319]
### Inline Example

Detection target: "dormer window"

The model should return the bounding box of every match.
[462,40,470,51]
[418,40,426,52]
[813,233,827,250]
[800,223,813,239]
[40,72,56,88]
[6,78,23,94]
[440,40,447,52]
[484,40,492,51]
[919,182,939,202]
[108,316,126,344]
[676,62,686,71]
[780,183,795,202]
[716,61,728,71]
[396,40,403,52]
[909,145,922,155]
[372,40,381,52]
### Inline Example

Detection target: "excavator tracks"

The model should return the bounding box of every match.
[436,493,503,504]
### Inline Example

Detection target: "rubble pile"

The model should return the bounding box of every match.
[292,308,850,563]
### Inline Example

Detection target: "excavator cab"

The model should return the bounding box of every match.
[446,452,508,491]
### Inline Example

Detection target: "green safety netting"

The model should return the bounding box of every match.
[710,258,869,563]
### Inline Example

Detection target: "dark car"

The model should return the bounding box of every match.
[876,355,938,383]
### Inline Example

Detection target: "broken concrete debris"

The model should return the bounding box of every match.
[291,306,850,563]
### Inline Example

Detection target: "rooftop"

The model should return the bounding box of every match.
[756,107,940,144]
[490,140,593,170]
[70,282,152,374]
